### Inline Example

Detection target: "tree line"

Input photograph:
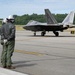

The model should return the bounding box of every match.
[0,14,75,25]
[14,13,75,25]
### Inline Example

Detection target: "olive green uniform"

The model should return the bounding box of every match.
[1,22,15,67]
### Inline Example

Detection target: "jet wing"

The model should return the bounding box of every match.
[23,20,63,32]
[24,20,61,27]
[25,20,47,26]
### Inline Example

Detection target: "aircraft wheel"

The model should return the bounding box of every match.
[55,32,59,36]
[34,32,36,36]
[41,32,45,36]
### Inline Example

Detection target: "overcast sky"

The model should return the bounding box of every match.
[0,0,75,18]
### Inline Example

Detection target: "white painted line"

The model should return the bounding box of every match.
[0,67,28,75]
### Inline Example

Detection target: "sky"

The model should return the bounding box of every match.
[0,0,75,18]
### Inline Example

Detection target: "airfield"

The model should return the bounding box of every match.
[0,29,75,75]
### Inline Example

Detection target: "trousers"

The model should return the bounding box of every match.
[1,40,15,67]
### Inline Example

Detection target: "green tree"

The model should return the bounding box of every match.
[13,13,75,25]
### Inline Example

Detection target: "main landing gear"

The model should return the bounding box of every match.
[34,32,36,36]
[34,31,46,36]
[41,31,46,36]
[34,31,59,36]
[53,31,59,36]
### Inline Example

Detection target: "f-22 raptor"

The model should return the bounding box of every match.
[23,9,75,36]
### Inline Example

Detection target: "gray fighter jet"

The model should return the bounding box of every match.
[23,9,75,36]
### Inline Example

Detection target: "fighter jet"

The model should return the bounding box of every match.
[23,9,75,36]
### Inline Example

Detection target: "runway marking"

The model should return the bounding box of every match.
[15,50,44,56]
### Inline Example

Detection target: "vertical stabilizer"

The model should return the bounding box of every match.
[62,11,75,24]
[45,9,58,24]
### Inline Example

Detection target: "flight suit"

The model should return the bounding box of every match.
[1,22,15,67]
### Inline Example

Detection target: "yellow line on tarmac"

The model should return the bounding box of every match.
[15,50,44,56]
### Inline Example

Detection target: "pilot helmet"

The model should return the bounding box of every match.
[2,18,7,24]
[8,15,15,23]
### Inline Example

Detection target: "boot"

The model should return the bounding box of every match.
[3,66,6,68]
[7,66,15,69]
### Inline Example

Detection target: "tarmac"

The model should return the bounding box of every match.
[0,30,75,75]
